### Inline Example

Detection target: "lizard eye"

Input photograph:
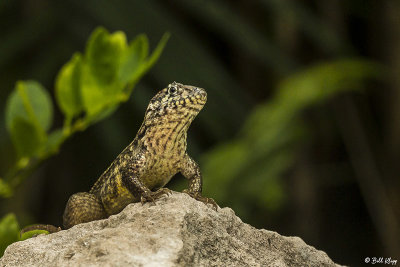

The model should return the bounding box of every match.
[168,85,177,95]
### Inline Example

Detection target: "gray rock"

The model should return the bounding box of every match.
[0,192,343,267]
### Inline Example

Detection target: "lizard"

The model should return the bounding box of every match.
[21,82,217,235]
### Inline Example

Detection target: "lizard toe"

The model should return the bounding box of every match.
[183,190,218,211]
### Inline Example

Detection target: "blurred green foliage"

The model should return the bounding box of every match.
[0,213,52,256]
[0,26,168,256]
[0,214,19,257]
[203,59,381,216]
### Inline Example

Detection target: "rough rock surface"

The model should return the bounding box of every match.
[1,192,342,267]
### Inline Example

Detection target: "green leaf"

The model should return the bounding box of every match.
[123,32,170,95]
[79,28,169,119]
[55,53,84,118]
[19,230,49,241]
[144,32,170,70]
[84,103,119,126]
[0,178,13,198]
[5,81,53,157]
[0,213,20,257]
[85,27,127,85]
[8,116,44,158]
[118,34,149,84]
[6,80,53,134]
[81,27,127,115]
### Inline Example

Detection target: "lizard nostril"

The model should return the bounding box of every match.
[194,87,207,99]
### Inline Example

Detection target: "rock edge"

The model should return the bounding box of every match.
[0,192,343,267]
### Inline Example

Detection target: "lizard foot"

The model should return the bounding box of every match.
[140,188,172,204]
[183,190,218,211]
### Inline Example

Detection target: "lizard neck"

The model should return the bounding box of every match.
[138,117,193,155]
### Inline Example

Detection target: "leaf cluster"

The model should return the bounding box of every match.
[1,27,169,196]
[0,27,169,255]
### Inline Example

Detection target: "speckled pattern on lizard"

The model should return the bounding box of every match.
[22,82,217,234]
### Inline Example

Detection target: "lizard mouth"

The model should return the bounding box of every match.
[192,87,207,105]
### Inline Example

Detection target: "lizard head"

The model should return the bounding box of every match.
[144,82,207,123]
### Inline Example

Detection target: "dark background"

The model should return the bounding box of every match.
[0,1,399,265]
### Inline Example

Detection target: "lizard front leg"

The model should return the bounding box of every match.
[181,153,218,210]
[121,153,171,204]
[129,175,171,204]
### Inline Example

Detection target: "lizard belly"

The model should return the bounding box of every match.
[141,155,180,190]
[141,171,174,190]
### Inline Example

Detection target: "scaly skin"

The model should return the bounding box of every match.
[23,82,217,234]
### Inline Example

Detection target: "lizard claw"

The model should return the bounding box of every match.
[183,190,218,211]
[141,188,172,204]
